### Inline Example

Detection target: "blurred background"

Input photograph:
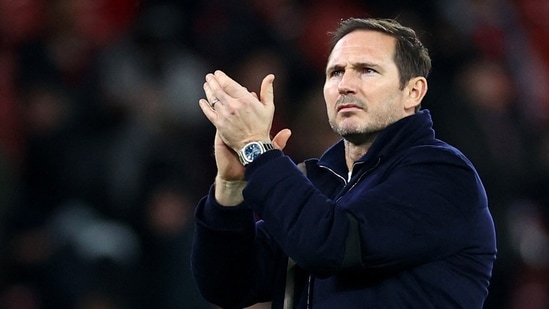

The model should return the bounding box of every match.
[0,0,547,308]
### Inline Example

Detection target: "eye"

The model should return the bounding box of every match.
[328,69,344,78]
[362,67,377,74]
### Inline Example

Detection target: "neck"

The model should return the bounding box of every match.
[343,139,373,172]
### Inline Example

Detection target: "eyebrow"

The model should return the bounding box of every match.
[325,62,382,74]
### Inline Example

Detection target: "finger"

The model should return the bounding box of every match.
[260,74,275,106]
[203,82,215,103]
[204,74,226,104]
[198,98,218,123]
[213,70,250,99]
[204,80,224,111]
[272,128,292,150]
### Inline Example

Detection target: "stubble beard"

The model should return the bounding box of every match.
[329,109,401,145]
[329,94,403,145]
[330,95,376,144]
[330,119,381,145]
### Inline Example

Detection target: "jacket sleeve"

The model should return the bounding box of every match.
[191,186,286,308]
[243,148,494,276]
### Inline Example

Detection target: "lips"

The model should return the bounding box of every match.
[335,95,364,112]
[337,103,362,112]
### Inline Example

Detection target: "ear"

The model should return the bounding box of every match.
[404,77,428,110]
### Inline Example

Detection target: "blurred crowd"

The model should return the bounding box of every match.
[0,0,547,308]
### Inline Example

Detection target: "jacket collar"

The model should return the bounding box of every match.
[317,109,435,177]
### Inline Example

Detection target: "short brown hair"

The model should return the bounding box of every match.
[329,18,431,90]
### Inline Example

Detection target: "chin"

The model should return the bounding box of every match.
[335,122,381,145]
[342,131,378,145]
[333,119,365,136]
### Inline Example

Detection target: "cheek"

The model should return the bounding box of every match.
[322,83,330,100]
[323,84,337,106]
[323,90,336,119]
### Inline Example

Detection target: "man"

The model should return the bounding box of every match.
[192,17,496,308]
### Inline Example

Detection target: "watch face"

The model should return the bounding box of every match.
[244,143,262,162]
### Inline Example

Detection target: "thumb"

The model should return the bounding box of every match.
[260,74,275,105]
[272,128,292,150]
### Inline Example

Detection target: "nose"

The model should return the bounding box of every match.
[337,71,358,95]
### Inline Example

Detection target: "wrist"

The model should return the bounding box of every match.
[214,176,247,207]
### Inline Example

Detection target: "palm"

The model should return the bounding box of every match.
[214,131,245,181]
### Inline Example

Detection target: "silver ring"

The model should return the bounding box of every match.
[210,98,219,108]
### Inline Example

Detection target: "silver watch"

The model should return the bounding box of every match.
[238,141,274,166]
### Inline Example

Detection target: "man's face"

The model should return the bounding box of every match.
[323,30,411,142]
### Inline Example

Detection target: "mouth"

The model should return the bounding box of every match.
[337,103,362,112]
[335,95,365,113]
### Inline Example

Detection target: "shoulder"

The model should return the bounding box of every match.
[388,140,485,193]
[404,139,478,170]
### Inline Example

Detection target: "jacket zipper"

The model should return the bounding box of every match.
[307,157,381,308]
[337,157,381,201]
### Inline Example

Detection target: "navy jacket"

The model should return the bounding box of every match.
[192,110,497,308]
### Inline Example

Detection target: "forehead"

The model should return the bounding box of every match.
[327,30,397,67]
